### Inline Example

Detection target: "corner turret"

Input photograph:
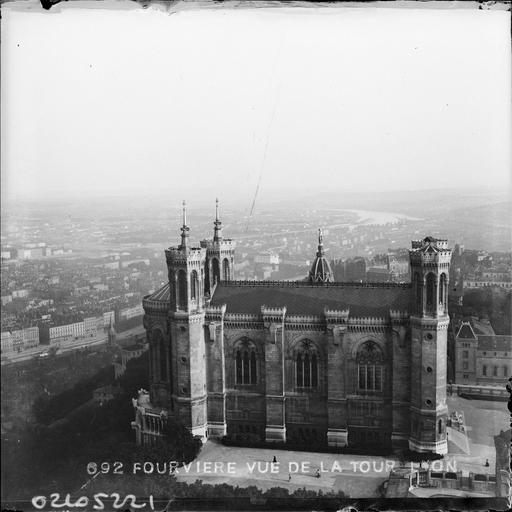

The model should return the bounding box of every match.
[201,199,236,294]
[408,236,452,454]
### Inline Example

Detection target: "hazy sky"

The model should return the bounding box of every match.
[2,1,511,207]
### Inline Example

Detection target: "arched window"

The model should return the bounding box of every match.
[204,261,210,294]
[297,353,303,387]
[356,341,384,392]
[236,351,242,383]
[212,259,220,285]
[222,258,230,281]
[311,353,318,387]
[439,273,447,307]
[235,338,258,385]
[153,330,166,382]
[414,272,422,311]
[304,353,311,386]
[250,351,257,385]
[426,273,436,312]
[190,270,199,301]
[243,350,250,379]
[438,419,443,435]
[160,337,167,381]
[295,340,318,388]
[177,270,187,310]
[168,336,173,401]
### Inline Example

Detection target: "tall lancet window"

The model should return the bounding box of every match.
[426,273,436,312]
[357,341,384,392]
[190,270,199,301]
[204,262,210,294]
[212,258,220,285]
[153,330,166,382]
[177,269,187,310]
[235,338,258,385]
[295,339,318,388]
[439,273,447,308]
[414,272,422,312]
[222,258,230,281]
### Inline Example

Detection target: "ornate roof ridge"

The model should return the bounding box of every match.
[218,280,411,289]
[286,314,322,322]
[224,312,260,320]
[348,316,388,324]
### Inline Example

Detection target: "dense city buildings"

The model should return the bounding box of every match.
[134,206,453,455]
[331,249,410,284]
[0,238,159,358]
[451,246,511,291]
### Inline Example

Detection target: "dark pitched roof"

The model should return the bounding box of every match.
[471,318,495,336]
[477,335,512,352]
[210,282,411,317]
[456,322,478,340]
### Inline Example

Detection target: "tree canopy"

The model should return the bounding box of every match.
[461,288,511,334]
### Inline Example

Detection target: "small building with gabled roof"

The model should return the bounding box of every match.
[454,319,511,385]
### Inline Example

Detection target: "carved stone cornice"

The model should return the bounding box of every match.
[261,305,287,326]
[390,309,409,324]
[259,306,285,345]
[285,322,324,332]
[324,308,350,324]
[410,316,450,330]
[170,312,205,324]
[346,317,389,333]
[206,306,226,343]
[224,321,263,330]
[205,304,226,322]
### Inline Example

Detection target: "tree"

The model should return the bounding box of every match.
[462,288,511,334]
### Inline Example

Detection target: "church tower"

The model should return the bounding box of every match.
[408,236,451,454]
[165,201,208,439]
[202,199,236,294]
[309,229,334,283]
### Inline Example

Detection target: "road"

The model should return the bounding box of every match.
[2,334,108,365]
[1,324,145,366]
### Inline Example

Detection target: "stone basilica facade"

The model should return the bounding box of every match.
[132,202,452,454]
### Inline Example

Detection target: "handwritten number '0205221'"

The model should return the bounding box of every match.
[31,493,154,510]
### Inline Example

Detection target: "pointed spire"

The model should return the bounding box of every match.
[180,200,190,249]
[309,228,333,284]
[316,228,325,257]
[213,198,222,242]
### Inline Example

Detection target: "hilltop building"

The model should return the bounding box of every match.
[133,202,452,454]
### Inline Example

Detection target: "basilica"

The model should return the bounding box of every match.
[132,201,451,454]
